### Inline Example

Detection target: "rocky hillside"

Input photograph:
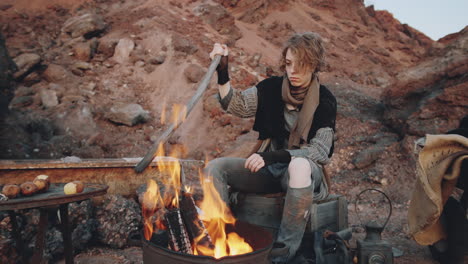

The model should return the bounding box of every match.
[1,0,467,262]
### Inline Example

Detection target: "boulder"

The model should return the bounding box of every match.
[184,64,206,83]
[12,53,41,79]
[382,29,468,136]
[62,13,107,38]
[172,34,198,55]
[95,195,142,248]
[112,38,135,64]
[106,102,150,126]
[194,3,242,41]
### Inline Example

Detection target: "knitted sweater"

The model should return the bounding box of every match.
[219,76,337,165]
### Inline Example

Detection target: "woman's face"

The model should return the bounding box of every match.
[285,49,315,88]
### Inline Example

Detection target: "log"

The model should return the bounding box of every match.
[165,208,193,254]
[180,192,214,250]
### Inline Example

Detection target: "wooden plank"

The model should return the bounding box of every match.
[0,159,204,196]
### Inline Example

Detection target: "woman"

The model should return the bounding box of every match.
[205,32,337,263]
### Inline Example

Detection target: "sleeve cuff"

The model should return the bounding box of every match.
[218,87,233,110]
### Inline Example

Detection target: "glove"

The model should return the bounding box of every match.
[216,55,230,85]
[257,150,291,166]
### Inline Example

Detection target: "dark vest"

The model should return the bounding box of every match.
[253,76,337,157]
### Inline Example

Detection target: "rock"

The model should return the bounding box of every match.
[8,96,33,109]
[26,118,55,141]
[95,195,142,248]
[97,37,118,59]
[112,38,135,64]
[172,34,198,55]
[194,4,242,41]
[22,71,41,86]
[72,220,98,252]
[0,238,18,264]
[73,42,91,61]
[106,102,150,126]
[42,64,70,82]
[48,135,79,156]
[14,86,34,97]
[149,52,167,65]
[382,28,468,136]
[183,64,206,83]
[67,200,97,251]
[62,13,107,38]
[73,61,93,71]
[352,146,385,169]
[13,53,41,79]
[40,89,59,108]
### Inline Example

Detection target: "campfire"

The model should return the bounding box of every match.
[141,143,258,259]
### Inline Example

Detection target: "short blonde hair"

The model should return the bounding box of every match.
[280,32,325,74]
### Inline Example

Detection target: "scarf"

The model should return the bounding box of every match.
[282,74,320,148]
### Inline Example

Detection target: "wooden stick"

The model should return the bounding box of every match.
[135,55,221,173]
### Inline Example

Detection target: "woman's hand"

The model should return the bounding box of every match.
[210,43,230,85]
[209,43,228,59]
[245,153,265,173]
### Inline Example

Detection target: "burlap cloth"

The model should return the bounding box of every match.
[408,134,468,245]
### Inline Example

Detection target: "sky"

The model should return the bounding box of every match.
[364,0,468,40]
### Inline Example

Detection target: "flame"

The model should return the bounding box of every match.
[171,103,187,127]
[142,179,164,240]
[194,176,253,258]
[143,101,252,256]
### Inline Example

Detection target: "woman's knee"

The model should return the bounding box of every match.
[204,157,228,177]
[288,158,312,188]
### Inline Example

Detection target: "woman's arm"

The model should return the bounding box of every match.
[286,127,334,165]
[210,43,258,118]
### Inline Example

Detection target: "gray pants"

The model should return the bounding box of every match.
[203,157,323,204]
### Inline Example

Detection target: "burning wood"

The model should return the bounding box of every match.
[180,192,214,251]
[140,140,253,258]
[165,208,193,254]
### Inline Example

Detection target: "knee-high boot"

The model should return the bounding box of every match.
[271,184,313,263]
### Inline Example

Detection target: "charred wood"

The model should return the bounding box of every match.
[180,192,214,251]
[165,208,193,254]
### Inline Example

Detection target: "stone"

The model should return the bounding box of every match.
[62,13,107,38]
[172,34,198,55]
[42,64,70,82]
[40,89,59,108]
[194,3,243,41]
[352,146,385,169]
[97,37,118,59]
[95,195,142,248]
[14,86,34,97]
[13,53,41,79]
[149,52,167,65]
[73,42,91,61]
[106,102,150,126]
[8,96,33,109]
[112,38,135,64]
[183,64,206,83]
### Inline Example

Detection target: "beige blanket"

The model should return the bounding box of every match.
[408,134,468,245]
